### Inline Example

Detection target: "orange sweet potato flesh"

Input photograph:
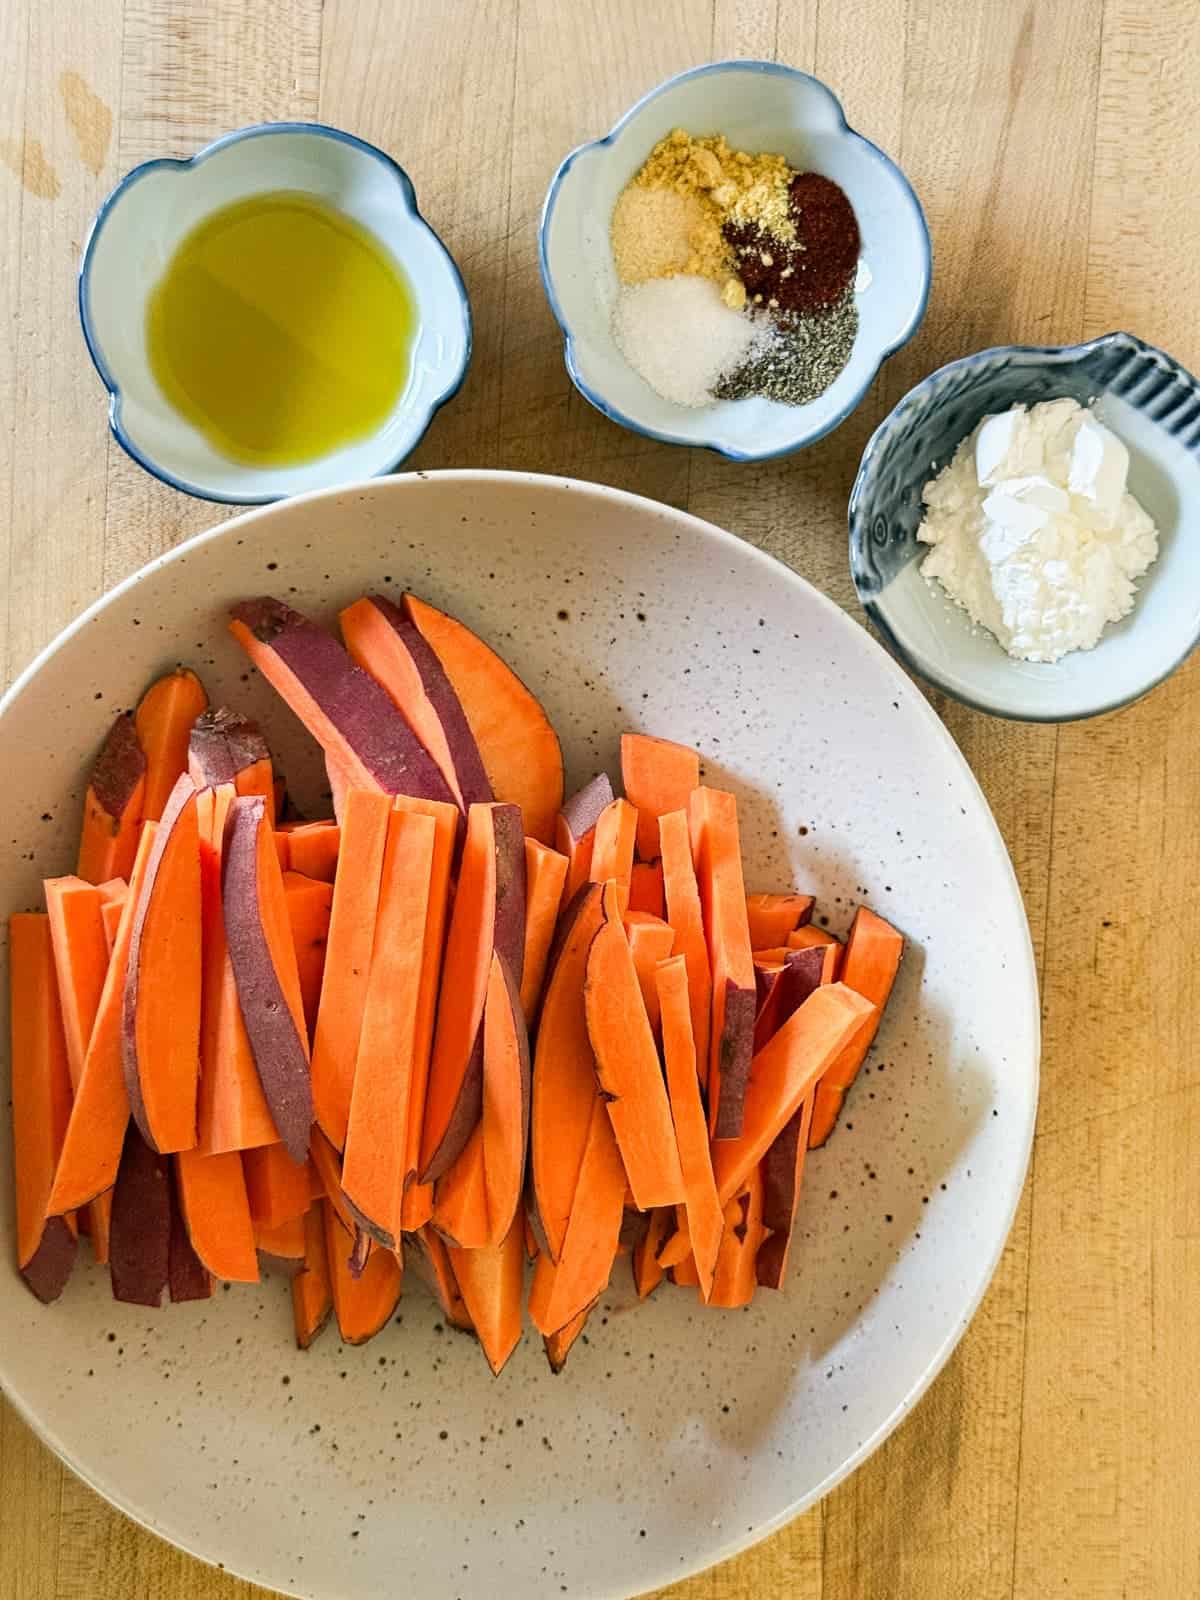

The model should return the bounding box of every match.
[222,794,313,1164]
[420,802,525,1183]
[631,1207,673,1299]
[100,891,126,956]
[688,788,756,1138]
[809,907,905,1148]
[555,774,613,909]
[448,1215,525,1376]
[175,1146,259,1283]
[342,808,438,1248]
[341,594,493,812]
[9,914,78,1302]
[656,955,725,1301]
[284,871,332,1039]
[520,837,569,1021]
[658,809,711,1083]
[198,785,279,1156]
[530,883,606,1262]
[403,593,563,845]
[286,822,340,884]
[230,599,457,807]
[584,884,684,1211]
[544,1298,594,1372]
[243,1142,312,1230]
[786,923,844,981]
[589,798,637,915]
[712,983,877,1205]
[77,713,146,885]
[432,1125,487,1249]
[409,1224,473,1332]
[293,1203,333,1349]
[123,774,202,1154]
[309,1126,356,1239]
[135,668,208,823]
[311,790,391,1149]
[48,825,155,1215]
[708,1169,765,1310]
[746,892,814,951]
[624,913,673,1031]
[628,860,665,919]
[620,734,700,861]
[254,1213,307,1264]
[670,1250,700,1288]
[325,1198,401,1344]
[756,1092,815,1290]
[479,952,531,1247]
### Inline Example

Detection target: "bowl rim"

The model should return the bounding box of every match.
[538,58,933,461]
[848,329,1200,723]
[77,120,474,506]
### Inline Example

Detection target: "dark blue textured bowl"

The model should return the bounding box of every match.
[849,332,1200,721]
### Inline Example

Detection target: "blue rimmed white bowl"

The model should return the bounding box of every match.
[79,123,472,504]
[849,332,1200,722]
[539,61,931,460]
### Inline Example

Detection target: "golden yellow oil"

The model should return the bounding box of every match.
[146,190,417,467]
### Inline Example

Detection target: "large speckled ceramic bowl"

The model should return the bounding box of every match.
[0,472,1037,1600]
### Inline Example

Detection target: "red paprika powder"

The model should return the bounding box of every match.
[723,171,860,315]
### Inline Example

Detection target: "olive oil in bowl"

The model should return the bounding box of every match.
[146,190,417,468]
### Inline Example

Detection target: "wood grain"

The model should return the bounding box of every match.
[2,2,1198,1599]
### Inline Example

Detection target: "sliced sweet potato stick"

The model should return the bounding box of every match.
[687,788,756,1138]
[584,884,684,1211]
[753,945,827,1054]
[135,668,208,822]
[310,790,391,1149]
[123,773,202,1154]
[229,598,457,806]
[631,1207,673,1299]
[555,774,613,909]
[324,1198,401,1344]
[711,984,877,1206]
[448,1215,525,1376]
[669,1251,700,1288]
[519,837,569,1021]
[168,1162,213,1303]
[658,808,711,1083]
[44,877,110,1092]
[255,1214,307,1268]
[48,825,155,1215]
[283,870,333,1039]
[757,1092,816,1290]
[308,1127,356,1239]
[340,594,493,812]
[746,892,814,951]
[175,1146,259,1282]
[478,953,531,1246]
[402,592,563,844]
[77,713,146,885]
[420,802,525,1183]
[432,1125,488,1248]
[99,886,127,956]
[242,1142,312,1230]
[589,798,637,915]
[9,913,77,1303]
[809,907,905,1148]
[408,1224,473,1332]
[198,784,278,1156]
[628,860,665,919]
[286,822,340,884]
[785,924,844,981]
[656,955,725,1301]
[708,1169,765,1310]
[544,1299,595,1372]
[530,883,606,1262]
[223,793,313,1164]
[620,733,700,861]
[109,1124,171,1307]
[293,1203,333,1349]
[624,913,674,1031]
[188,706,272,798]
[342,808,437,1247]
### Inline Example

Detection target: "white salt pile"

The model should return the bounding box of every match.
[612,275,759,408]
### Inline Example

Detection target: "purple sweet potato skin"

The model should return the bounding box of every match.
[712,978,757,1140]
[366,594,493,808]
[168,1164,212,1303]
[89,713,146,821]
[121,772,197,1151]
[110,1125,171,1307]
[753,945,826,1054]
[21,1216,78,1305]
[231,598,456,806]
[188,707,270,789]
[222,795,312,1164]
[559,773,614,845]
[760,1106,807,1237]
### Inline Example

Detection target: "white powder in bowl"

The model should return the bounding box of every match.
[917,398,1160,663]
[612,275,758,408]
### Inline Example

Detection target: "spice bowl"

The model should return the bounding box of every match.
[80,122,472,504]
[539,60,931,459]
[850,333,1200,721]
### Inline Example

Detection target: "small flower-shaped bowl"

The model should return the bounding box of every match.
[79,123,472,504]
[849,332,1200,722]
[539,60,931,459]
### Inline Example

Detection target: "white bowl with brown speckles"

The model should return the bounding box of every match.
[0,472,1037,1600]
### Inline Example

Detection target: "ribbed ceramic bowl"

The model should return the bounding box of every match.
[850,332,1200,721]
[540,61,931,459]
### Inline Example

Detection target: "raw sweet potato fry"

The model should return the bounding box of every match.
[243,1142,312,1230]
[284,870,333,1038]
[77,713,145,885]
[448,1215,525,1375]
[628,860,665,919]
[589,798,637,914]
[285,822,340,884]
[620,733,700,861]
[324,1198,401,1344]
[555,774,613,909]
[809,907,904,1148]
[658,808,711,1083]
[756,1092,816,1290]
[746,892,814,951]
[708,1169,765,1310]
[135,668,208,822]
[520,837,569,1021]
[292,1203,333,1349]
[175,1146,259,1283]
[624,912,674,1031]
